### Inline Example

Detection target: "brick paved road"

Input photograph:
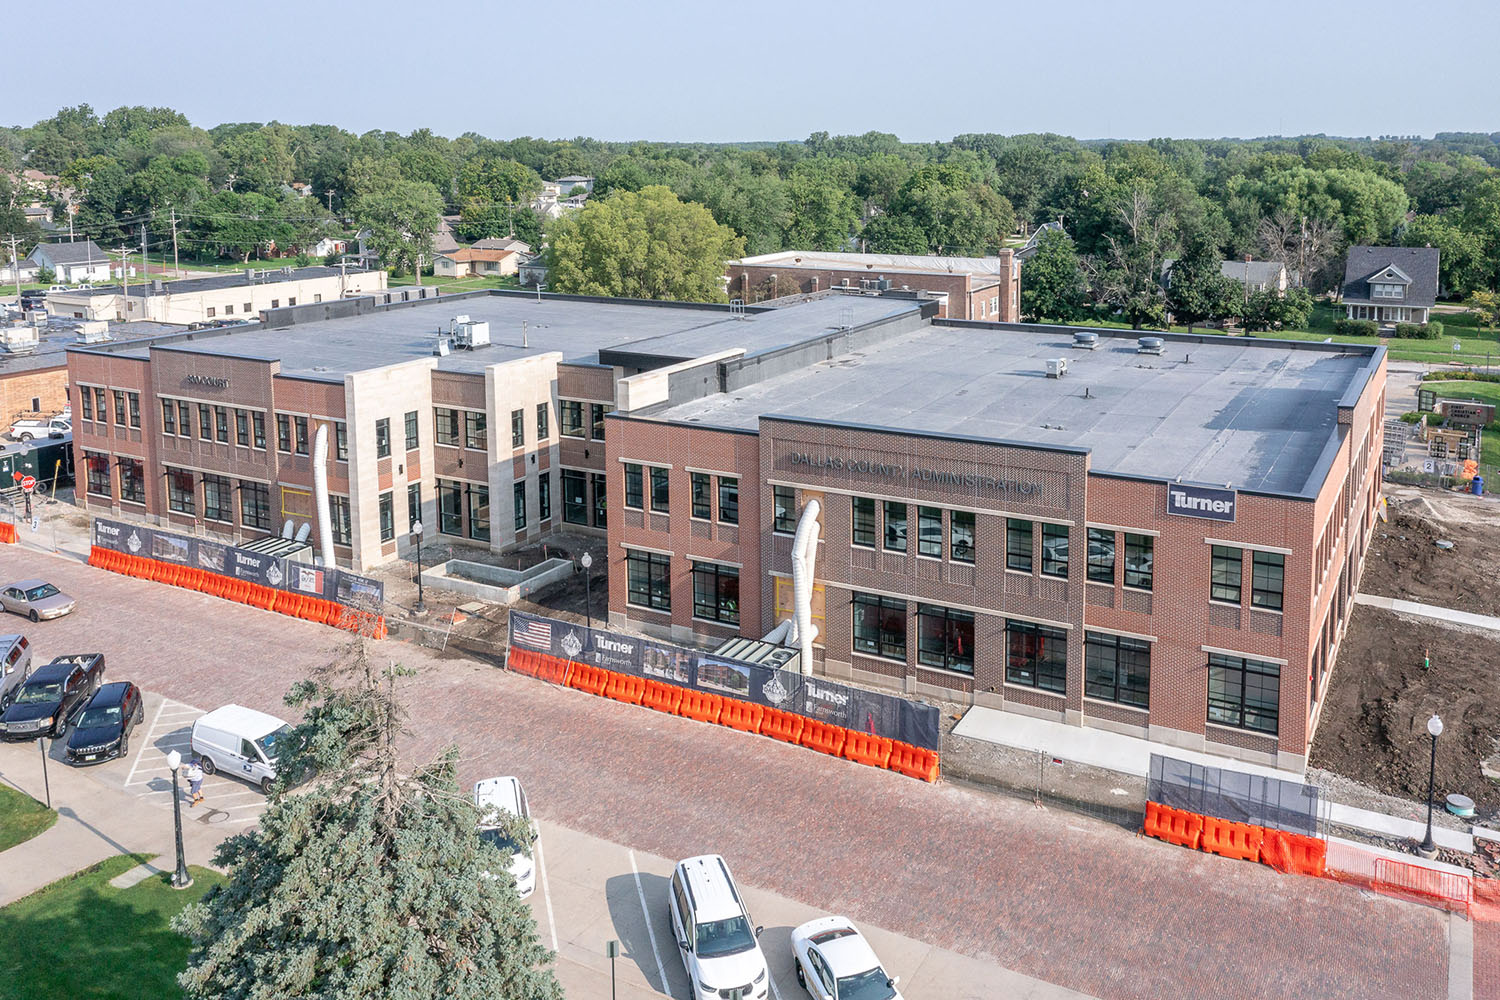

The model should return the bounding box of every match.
[3,549,1453,1000]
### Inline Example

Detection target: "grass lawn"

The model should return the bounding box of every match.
[0,854,223,1000]
[0,784,56,853]
[388,273,519,292]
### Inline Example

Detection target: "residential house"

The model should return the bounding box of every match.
[47,265,388,324]
[1161,257,1288,295]
[28,241,111,284]
[1340,246,1439,326]
[1014,220,1066,262]
[433,246,525,278]
[472,237,532,254]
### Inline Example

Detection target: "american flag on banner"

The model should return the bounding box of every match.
[512,617,552,651]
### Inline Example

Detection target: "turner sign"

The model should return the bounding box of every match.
[1167,483,1236,521]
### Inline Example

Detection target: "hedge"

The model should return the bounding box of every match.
[1333,318,1378,337]
[1394,321,1441,340]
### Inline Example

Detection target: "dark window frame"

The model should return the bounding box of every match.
[1041,523,1069,578]
[917,604,975,675]
[1087,527,1116,584]
[591,472,608,528]
[883,501,907,553]
[917,506,942,558]
[717,476,738,525]
[692,562,740,625]
[852,593,907,661]
[434,407,460,447]
[1211,545,1242,604]
[513,480,527,531]
[373,417,389,459]
[159,398,173,434]
[626,549,671,612]
[118,458,145,504]
[950,510,975,563]
[469,483,491,541]
[1006,518,1033,573]
[773,485,796,534]
[1207,653,1280,735]
[649,466,669,513]
[690,472,711,520]
[851,496,876,548]
[240,481,271,530]
[511,408,524,448]
[624,463,643,509]
[562,469,588,524]
[560,399,585,438]
[1124,533,1154,590]
[330,495,352,545]
[378,491,394,542]
[1005,619,1067,693]
[1085,632,1150,708]
[464,410,487,451]
[1251,551,1285,612]
[537,472,550,522]
[202,474,231,523]
[404,410,419,451]
[166,467,194,514]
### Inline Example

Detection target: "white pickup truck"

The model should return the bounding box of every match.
[8,416,70,442]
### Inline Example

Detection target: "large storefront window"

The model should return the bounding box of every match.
[626,549,671,611]
[240,481,271,531]
[1085,632,1150,708]
[468,484,490,541]
[1087,528,1115,583]
[439,480,463,535]
[1005,620,1066,693]
[692,562,739,625]
[917,604,974,674]
[85,452,110,498]
[166,467,194,515]
[1208,654,1280,734]
[202,474,231,523]
[852,593,907,660]
[118,458,145,505]
[562,470,588,524]
[329,496,352,545]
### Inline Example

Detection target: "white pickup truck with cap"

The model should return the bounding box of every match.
[8,415,70,442]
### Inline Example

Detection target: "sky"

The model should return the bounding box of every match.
[11,0,1498,143]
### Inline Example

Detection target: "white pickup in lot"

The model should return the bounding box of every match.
[8,416,70,441]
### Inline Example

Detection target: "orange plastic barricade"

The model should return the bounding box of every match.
[0,522,16,544]
[540,654,574,685]
[678,689,724,725]
[87,546,102,568]
[567,663,608,697]
[604,672,646,705]
[1144,801,1172,841]
[798,720,848,758]
[843,731,894,769]
[1199,817,1265,863]
[759,708,805,745]
[372,616,387,640]
[1161,808,1204,851]
[887,741,940,782]
[508,649,538,676]
[641,680,684,715]
[719,699,765,734]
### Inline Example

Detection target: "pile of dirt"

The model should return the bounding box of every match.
[1360,505,1500,616]
[1311,604,1500,817]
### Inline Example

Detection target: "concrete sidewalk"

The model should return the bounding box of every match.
[1355,593,1500,634]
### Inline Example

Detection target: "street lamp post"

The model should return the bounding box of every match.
[1419,714,1444,858]
[605,940,619,1000]
[36,737,51,809]
[412,521,426,615]
[581,551,593,630]
[166,750,193,889]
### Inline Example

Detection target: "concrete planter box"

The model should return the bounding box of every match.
[419,557,574,605]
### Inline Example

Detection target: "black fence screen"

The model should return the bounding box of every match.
[1148,753,1319,837]
[509,610,940,751]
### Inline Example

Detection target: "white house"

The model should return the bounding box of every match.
[28,241,111,284]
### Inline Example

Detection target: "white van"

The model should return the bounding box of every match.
[190,704,293,793]
[473,776,538,898]
[0,635,32,707]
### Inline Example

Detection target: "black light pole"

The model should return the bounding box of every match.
[412,521,426,615]
[1419,713,1444,858]
[605,940,619,1000]
[167,750,193,889]
[581,551,593,630]
[35,737,50,809]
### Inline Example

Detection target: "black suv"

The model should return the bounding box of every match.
[65,681,144,765]
[0,654,105,740]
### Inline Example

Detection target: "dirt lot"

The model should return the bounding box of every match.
[1312,487,1500,819]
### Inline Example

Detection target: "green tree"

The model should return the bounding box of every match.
[1402,214,1484,297]
[1165,229,1237,332]
[785,161,859,250]
[175,647,562,1000]
[1019,229,1084,323]
[548,185,744,301]
[1093,186,1174,329]
[219,125,297,195]
[353,180,444,280]
[859,214,929,254]
[1242,286,1312,332]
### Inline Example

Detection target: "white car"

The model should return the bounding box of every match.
[668,855,769,999]
[791,916,902,1000]
[473,776,537,898]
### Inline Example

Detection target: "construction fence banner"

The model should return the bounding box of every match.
[90,516,385,607]
[1148,753,1319,838]
[509,610,941,751]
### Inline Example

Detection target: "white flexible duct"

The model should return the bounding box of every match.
[761,618,793,645]
[312,423,335,566]
[790,499,820,675]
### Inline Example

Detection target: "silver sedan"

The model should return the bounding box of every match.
[1,580,77,623]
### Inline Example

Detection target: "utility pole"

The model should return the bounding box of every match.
[325,189,334,213]
[6,236,20,302]
[141,222,149,282]
[169,208,181,277]
[116,247,136,323]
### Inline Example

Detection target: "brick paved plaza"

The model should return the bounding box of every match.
[2,547,1458,1000]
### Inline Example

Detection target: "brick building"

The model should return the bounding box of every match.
[64,288,923,571]
[49,265,388,325]
[726,250,1020,322]
[606,322,1386,772]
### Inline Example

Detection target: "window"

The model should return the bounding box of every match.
[591,473,607,527]
[215,406,229,444]
[206,306,216,318]
[951,511,975,563]
[851,496,876,548]
[469,484,491,540]
[563,470,588,524]
[159,398,173,434]
[270,299,279,309]
[119,458,145,504]
[1006,519,1033,572]
[252,411,266,450]
[243,302,251,312]
[717,477,738,524]
[224,304,233,315]
[536,402,549,440]
[650,467,669,513]
[329,496,351,545]
[1372,282,1403,299]
[1124,534,1153,590]
[883,501,907,552]
[511,409,524,448]
[690,472,711,519]
[287,297,296,307]
[591,403,610,440]
[692,562,739,624]
[378,492,394,542]
[917,507,942,558]
[113,390,127,427]
[560,400,585,438]
[202,474,231,523]
[918,604,975,674]
[128,392,140,428]
[334,421,348,461]
[1087,528,1115,583]
[276,413,291,452]
[84,452,109,497]
[773,485,796,534]
[464,410,487,451]
[1085,632,1150,708]
[1251,552,1285,611]
[1208,654,1280,734]
[404,410,418,451]
[93,387,108,423]
[374,417,389,458]
[1007,620,1067,692]
[235,409,249,447]
[1211,546,1242,604]
[81,387,93,422]
[407,483,421,532]
[241,481,270,530]
[513,481,527,530]
[626,550,671,611]
[624,463,643,509]
[439,480,463,535]
[538,473,550,521]
[434,408,460,446]
[852,593,907,660]
[166,467,194,514]
[1041,524,1069,578]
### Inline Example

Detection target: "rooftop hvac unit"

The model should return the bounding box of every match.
[451,317,490,349]
[1046,358,1068,378]
[1072,331,1099,350]
[1,326,39,353]
[432,336,452,357]
[876,278,891,291]
[77,320,111,344]
[1137,336,1164,355]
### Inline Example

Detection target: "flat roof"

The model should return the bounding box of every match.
[56,265,355,300]
[79,291,923,381]
[1,318,184,375]
[650,324,1380,497]
[735,249,1012,277]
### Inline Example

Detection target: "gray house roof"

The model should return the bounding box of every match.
[28,240,108,267]
[1341,246,1439,307]
[472,237,531,253]
[1161,258,1284,287]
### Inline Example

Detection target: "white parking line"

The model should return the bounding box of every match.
[124,698,167,787]
[534,834,559,953]
[630,849,673,1000]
